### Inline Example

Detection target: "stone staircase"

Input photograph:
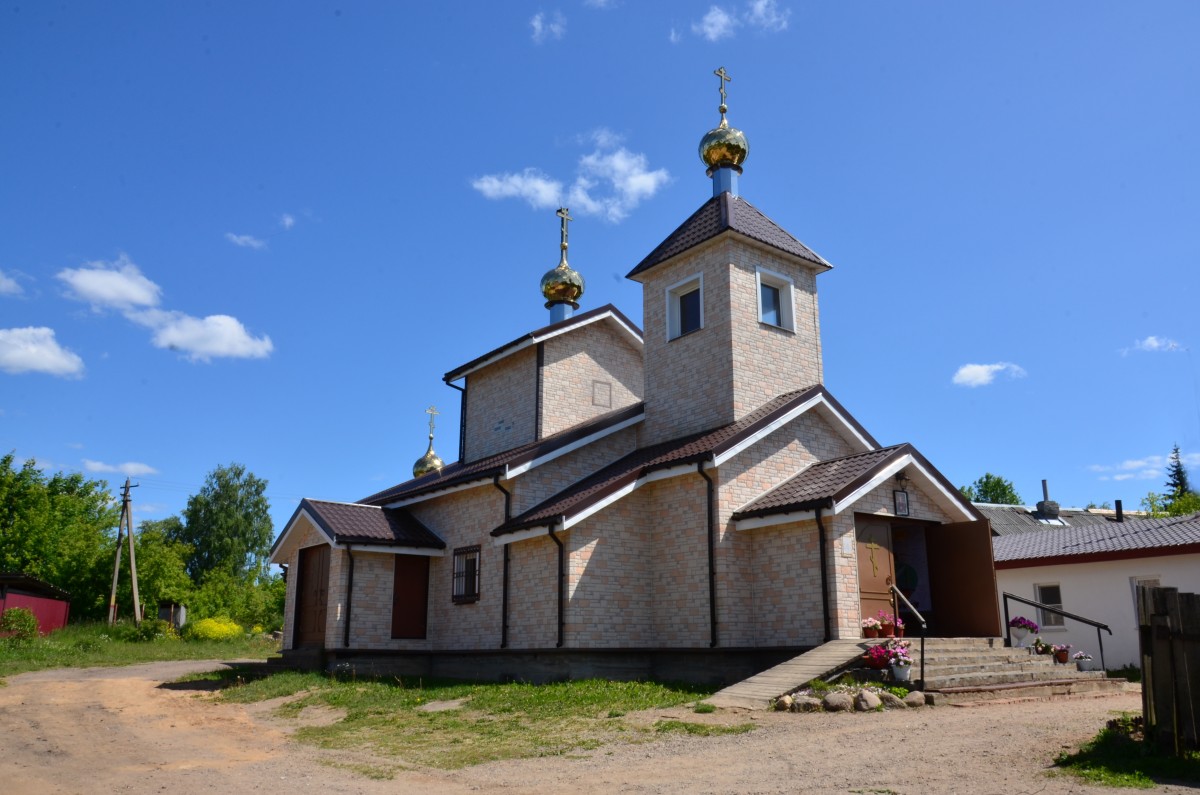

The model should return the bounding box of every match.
[910,637,1130,705]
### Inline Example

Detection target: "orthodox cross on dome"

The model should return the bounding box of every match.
[556,207,572,265]
[714,66,731,121]
[425,405,439,440]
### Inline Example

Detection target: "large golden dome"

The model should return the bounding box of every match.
[413,443,444,478]
[541,262,585,306]
[699,116,749,172]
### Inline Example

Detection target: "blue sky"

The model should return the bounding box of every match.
[3,1,1199,535]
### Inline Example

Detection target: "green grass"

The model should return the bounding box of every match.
[1055,713,1200,788]
[194,670,730,771]
[0,621,279,680]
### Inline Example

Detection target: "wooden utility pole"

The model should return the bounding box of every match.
[106,478,143,625]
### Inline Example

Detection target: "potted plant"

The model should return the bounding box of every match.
[863,643,890,670]
[886,639,913,682]
[877,610,896,637]
[1072,650,1096,671]
[1052,644,1071,664]
[1032,637,1052,656]
[861,617,881,638]
[894,617,906,638]
[1007,616,1039,647]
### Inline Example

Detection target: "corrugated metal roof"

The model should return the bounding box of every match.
[992,512,1200,563]
[627,193,832,278]
[977,504,1127,536]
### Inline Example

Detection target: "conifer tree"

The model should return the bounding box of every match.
[1164,444,1191,501]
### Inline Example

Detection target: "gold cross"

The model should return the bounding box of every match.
[714,66,731,106]
[865,540,880,577]
[425,405,439,438]
[556,207,572,250]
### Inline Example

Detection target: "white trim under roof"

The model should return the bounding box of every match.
[446,309,643,383]
[269,507,334,564]
[492,463,699,546]
[712,392,875,469]
[339,544,446,557]
[735,510,818,531]
[385,410,644,509]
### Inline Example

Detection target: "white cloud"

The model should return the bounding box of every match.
[951,362,1027,387]
[129,309,273,362]
[473,134,670,224]
[279,213,295,230]
[584,0,614,7]
[0,270,22,296]
[530,11,566,43]
[472,169,564,209]
[225,232,267,250]
[693,6,738,40]
[746,0,790,31]
[83,459,159,477]
[668,27,682,44]
[0,327,85,378]
[1122,335,1184,355]
[57,254,162,311]
[1089,451,1200,482]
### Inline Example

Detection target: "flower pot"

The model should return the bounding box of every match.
[896,626,905,638]
[1010,627,1030,647]
[891,663,912,682]
[1054,650,1069,664]
[1076,659,1097,672]
[864,654,888,670]
[881,623,895,638]
[863,627,879,638]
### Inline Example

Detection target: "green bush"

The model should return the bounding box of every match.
[0,607,40,642]
[182,617,244,642]
[134,618,179,642]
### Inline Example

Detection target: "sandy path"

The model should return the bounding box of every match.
[0,661,1186,795]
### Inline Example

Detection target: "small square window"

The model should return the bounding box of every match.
[453,546,480,604]
[756,267,795,331]
[1035,583,1064,627]
[666,274,703,340]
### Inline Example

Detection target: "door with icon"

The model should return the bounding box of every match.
[856,518,895,625]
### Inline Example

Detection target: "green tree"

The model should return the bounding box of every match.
[959,473,1023,505]
[175,463,273,583]
[117,517,194,615]
[1164,444,1192,502]
[0,453,119,619]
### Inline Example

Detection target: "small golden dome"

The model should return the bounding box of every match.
[541,262,585,307]
[413,442,444,478]
[699,117,749,172]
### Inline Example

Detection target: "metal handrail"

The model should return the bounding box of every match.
[890,585,927,689]
[1002,592,1113,672]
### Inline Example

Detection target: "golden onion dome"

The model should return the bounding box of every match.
[699,115,749,172]
[541,261,585,306]
[413,442,444,478]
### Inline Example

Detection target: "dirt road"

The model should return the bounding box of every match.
[0,661,1184,794]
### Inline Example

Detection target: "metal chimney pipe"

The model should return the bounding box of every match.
[1042,479,1050,501]
[1115,499,1124,522]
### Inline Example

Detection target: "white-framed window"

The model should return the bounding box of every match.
[666,273,703,340]
[452,546,481,604]
[1035,583,1064,628]
[755,266,795,331]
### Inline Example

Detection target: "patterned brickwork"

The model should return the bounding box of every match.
[646,477,711,646]
[510,426,639,516]
[749,519,824,646]
[464,347,537,462]
[506,534,559,648]
[342,551,435,651]
[540,321,643,437]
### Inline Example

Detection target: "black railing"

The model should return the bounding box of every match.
[890,585,927,689]
[1002,592,1113,672]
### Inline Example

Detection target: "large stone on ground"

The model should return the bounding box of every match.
[904,691,928,708]
[790,696,823,713]
[774,695,794,712]
[879,692,907,709]
[854,691,882,711]
[823,692,853,712]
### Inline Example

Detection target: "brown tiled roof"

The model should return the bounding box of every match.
[358,403,644,507]
[627,193,832,279]
[443,304,642,383]
[993,512,1200,565]
[300,498,446,549]
[731,445,908,519]
[493,386,827,535]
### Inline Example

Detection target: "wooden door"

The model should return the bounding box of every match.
[924,520,1001,636]
[294,544,330,649]
[391,555,430,639]
[856,519,895,624]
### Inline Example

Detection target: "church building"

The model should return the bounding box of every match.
[268,71,1001,682]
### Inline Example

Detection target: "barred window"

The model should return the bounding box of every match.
[452,545,481,604]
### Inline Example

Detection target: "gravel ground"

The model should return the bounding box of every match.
[0,661,1185,795]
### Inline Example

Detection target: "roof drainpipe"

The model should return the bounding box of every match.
[343,547,355,648]
[696,461,718,648]
[446,380,467,463]
[493,476,513,649]
[547,520,566,648]
[816,505,831,644]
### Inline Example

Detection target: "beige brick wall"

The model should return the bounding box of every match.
[341,551,436,651]
[749,519,824,646]
[509,425,639,516]
[540,321,643,438]
[464,347,537,462]
[506,533,559,648]
[634,237,825,447]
